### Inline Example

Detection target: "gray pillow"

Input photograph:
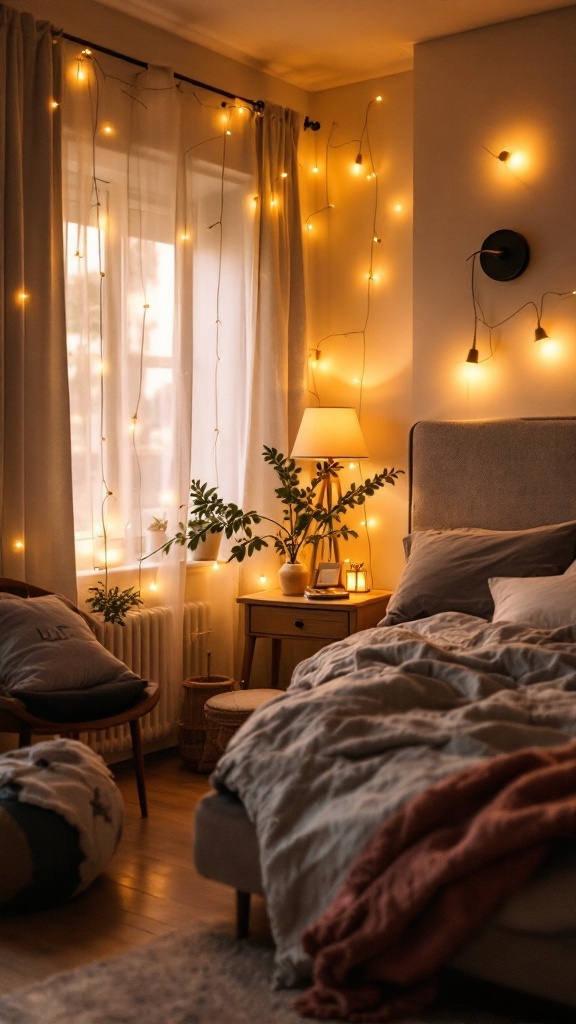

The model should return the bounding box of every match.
[382,522,576,626]
[0,594,141,694]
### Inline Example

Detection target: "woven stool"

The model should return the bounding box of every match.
[178,676,235,772]
[203,688,282,762]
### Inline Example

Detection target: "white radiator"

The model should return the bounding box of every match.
[89,601,211,756]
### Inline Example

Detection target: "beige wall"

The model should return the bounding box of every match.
[413,6,576,423]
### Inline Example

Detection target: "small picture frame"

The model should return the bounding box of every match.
[314,562,342,588]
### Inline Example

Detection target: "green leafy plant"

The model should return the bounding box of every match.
[86,582,143,626]
[162,446,403,564]
[148,515,168,532]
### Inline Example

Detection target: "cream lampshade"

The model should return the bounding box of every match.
[290,407,369,461]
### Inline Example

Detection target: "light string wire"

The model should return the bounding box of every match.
[467,245,575,362]
[304,97,383,585]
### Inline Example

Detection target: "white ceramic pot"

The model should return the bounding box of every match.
[278,561,310,596]
[146,530,166,558]
[191,532,222,562]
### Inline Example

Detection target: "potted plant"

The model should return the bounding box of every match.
[146,515,168,558]
[86,581,143,625]
[162,447,402,594]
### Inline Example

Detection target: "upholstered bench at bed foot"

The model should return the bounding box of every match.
[194,789,262,938]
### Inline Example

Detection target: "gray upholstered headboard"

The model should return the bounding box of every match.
[409,418,576,532]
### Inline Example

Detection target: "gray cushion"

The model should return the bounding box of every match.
[382,522,576,626]
[0,594,142,695]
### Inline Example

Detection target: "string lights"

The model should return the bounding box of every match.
[304,93,385,586]
[465,262,576,366]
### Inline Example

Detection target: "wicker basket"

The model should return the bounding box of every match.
[177,675,235,771]
[203,688,282,765]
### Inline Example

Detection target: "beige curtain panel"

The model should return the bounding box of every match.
[0,5,76,600]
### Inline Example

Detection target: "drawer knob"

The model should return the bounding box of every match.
[294,619,305,629]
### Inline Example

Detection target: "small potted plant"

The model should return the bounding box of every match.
[86,581,143,626]
[146,515,168,558]
[162,447,402,594]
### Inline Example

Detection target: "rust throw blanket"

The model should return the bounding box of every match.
[295,743,576,1022]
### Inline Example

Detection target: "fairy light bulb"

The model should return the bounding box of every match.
[259,575,267,584]
[375,95,383,102]
[14,539,24,552]
[280,171,288,179]
[352,152,363,174]
[312,165,319,174]
[50,99,59,110]
[212,561,219,570]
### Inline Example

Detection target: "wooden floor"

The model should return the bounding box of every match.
[0,747,270,996]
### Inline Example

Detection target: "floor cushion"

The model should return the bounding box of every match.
[0,738,123,912]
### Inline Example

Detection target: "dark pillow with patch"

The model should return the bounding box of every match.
[382,521,576,626]
[0,594,144,696]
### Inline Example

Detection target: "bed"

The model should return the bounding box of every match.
[194,417,576,1017]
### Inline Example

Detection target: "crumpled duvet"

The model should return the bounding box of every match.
[211,612,576,986]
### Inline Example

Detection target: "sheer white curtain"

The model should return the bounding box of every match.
[60,44,264,681]
[60,43,307,685]
[0,6,76,599]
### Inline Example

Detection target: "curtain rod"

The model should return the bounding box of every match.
[57,31,265,111]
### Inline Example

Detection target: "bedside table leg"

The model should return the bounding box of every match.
[240,636,256,689]
[271,638,282,687]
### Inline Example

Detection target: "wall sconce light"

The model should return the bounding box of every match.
[465,229,531,363]
[479,229,530,281]
[345,562,369,593]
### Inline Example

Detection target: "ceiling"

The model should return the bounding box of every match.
[95,0,573,90]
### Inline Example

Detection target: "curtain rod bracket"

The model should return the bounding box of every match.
[304,116,321,131]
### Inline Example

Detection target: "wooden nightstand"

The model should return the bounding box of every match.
[237,589,392,688]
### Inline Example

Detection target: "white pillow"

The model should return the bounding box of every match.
[489,573,576,628]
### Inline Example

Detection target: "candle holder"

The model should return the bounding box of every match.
[345,562,369,593]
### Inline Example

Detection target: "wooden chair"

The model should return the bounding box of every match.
[0,577,160,817]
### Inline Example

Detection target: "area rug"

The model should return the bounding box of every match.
[0,924,567,1024]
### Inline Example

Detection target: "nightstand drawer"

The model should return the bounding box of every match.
[249,605,349,640]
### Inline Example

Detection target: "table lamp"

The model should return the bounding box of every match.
[290,407,369,574]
